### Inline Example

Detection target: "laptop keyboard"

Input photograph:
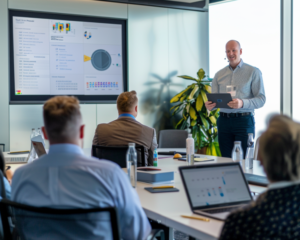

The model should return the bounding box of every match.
[5,157,27,163]
[204,207,238,214]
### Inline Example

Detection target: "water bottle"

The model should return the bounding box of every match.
[153,148,158,167]
[37,128,45,147]
[126,143,137,188]
[186,134,195,165]
[245,133,254,169]
[30,128,37,160]
[232,141,243,165]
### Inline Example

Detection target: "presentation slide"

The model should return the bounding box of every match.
[13,17,123,96]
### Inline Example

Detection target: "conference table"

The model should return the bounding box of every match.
[4,148,267,240]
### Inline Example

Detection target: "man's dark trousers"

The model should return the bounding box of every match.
[217,114,255,158]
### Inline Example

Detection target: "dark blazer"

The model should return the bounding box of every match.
[219,184,300,240]
[92,117,157,166]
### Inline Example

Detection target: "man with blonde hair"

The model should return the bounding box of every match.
[93,90,158,166]
[11,96,151,239]
[219,115,300,240]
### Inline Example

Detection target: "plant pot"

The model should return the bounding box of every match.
[197,147,207,154]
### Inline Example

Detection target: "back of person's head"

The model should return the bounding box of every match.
[117,91,138,113]
[43,96,82,143]
[259,115,300,182]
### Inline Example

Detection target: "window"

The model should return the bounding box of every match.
[209,0,281,137]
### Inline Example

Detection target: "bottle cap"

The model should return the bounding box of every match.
[32,128,35,130]
[188,134,192,138]
[128,143,135,147]
[234,141,241,144]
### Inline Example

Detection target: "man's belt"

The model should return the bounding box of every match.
[220,112,252,118]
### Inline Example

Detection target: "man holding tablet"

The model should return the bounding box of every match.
[205,40,266,158]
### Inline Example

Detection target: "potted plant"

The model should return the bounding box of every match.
[170,69,221,156]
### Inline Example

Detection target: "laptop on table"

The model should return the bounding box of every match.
[179,162,252,221]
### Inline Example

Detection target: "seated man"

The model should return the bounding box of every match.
[93,90,158,166]
[219,115,300,240]
[11,96,151,240]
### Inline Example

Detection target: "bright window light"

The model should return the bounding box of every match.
[209,0,281,138]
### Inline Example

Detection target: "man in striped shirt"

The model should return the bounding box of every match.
[205,40,266,158]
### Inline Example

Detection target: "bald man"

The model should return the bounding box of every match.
[205,40,266,158]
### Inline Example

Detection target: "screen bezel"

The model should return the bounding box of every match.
[179,162,253,210]
[9,10,128,104]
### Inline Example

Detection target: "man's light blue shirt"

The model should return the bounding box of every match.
[212,59,266,113]
[118,113,136,120]
[11,144,151,240]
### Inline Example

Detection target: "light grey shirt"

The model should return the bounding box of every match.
[212,59,266,113]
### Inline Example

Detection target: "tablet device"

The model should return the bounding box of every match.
[206,93,233,109]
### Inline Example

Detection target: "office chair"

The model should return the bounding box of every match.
[0,144,4,152]
[92,145,146,167]
[158,130,188,148]
[0,199,121,240]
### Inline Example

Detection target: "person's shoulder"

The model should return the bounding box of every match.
[96,119,119,129]
[215,65,230,75]
[242,62,261,73]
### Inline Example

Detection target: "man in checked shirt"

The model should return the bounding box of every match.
[205,40,266,158]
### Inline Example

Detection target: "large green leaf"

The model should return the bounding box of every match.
[180,120,187,130]
[177,75,198,82]
[197,69,205,81]
[199,113,210,130]
[170,103,182,111]
[213,142,222,156]
[175,118,184,129]
[199,125,209,140]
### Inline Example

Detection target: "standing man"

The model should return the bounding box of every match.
[205,40,266,157]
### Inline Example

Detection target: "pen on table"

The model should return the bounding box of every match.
[181,215,210,222]
[152,186,174,189]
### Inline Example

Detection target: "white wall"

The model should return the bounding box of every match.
[0,0,209,151]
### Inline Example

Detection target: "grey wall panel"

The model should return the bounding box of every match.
[168,9,209,78]
[0,0,10,151]
[168,9,209,128]
[128,4,169,133]
[80,104,97,149]
[10,104,97,151]
[10,105,46,152]
[96,104,118,125]
[9,0,128,19]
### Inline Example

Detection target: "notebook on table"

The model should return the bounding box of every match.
[179,162,252,221]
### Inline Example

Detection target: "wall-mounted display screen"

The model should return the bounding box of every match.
[9,10,127,104]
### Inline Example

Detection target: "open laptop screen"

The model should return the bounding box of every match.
[181,164,252,209]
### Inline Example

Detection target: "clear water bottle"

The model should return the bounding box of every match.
[30,128,37,160]
[186,134,195,165]
[37,128,45,147]
[153,148,158,167]
[232,141,243,165]
[245,133,254,169]
[126,143,137,188]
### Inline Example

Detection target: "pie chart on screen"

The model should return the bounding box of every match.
[91,49,112,71]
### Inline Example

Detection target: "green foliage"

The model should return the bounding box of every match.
[170,68,221,156]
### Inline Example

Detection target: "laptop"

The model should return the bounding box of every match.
[179,162,252,221]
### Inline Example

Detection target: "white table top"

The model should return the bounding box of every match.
[4,147,268,240]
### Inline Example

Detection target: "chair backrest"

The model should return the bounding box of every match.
[0,199,121,240]
[92,145,146,167]
[158,130,188,148]
[254,136,260,160]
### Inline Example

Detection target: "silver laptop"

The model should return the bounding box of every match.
[179,162,252,221]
